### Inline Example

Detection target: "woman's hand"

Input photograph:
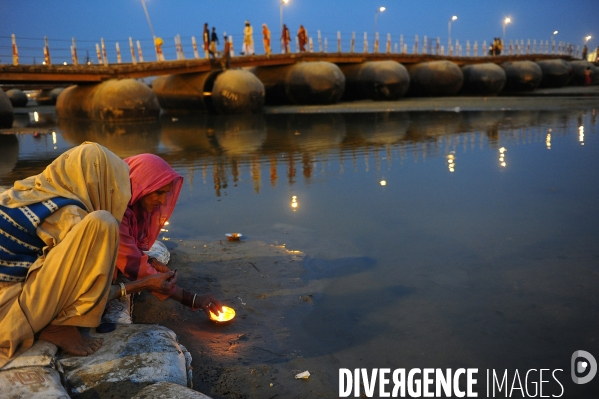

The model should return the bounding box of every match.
[149,257,170,273]
[195,294,224,318]
[141,270,177,294]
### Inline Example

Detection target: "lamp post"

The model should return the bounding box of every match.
[551,30,558,43]
[448,15,457,54]
[140,0,156,38]
[585,35,591,44]
[280,0,289,34]
[502,17,511,41]
[374,6,386,36]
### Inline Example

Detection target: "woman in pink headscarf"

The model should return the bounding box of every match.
[114,153,222,317]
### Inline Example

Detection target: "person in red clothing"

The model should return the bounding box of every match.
[297,25,307,52]
[116,153,222,317]
[281,24,291,53]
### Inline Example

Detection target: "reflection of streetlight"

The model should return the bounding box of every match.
[374,6,386,35]
[290,195,298,211]
[280,0,289,34]
[448,15,457,53]
[447,152,455,172]
[499,147,507,167]
[503,17,511,41]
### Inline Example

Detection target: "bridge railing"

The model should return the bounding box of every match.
[0,32,582,66]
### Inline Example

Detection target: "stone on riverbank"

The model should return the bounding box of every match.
[536,59,573,88]
[407,60,464,96]
[0,89,14,128]
[56,79,160,121]
[501,61,542,91]
[339,61,410,101]
[460,63,506,95]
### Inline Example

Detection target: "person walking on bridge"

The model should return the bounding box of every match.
[281,24,291,54]
[210,27,219,58]
[242,21,255,55]
[203,23,210,59]
[262,24,271,56]
[297,25,307,52]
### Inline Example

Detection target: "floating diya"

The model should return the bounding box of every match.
[209,305,236,323]
[225,232,242,241]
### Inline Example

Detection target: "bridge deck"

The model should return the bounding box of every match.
[0,52,575,87]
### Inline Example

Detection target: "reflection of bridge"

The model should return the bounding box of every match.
[0,53,572,86]
[3,108,593,195]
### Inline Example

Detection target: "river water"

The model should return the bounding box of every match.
[3,106,599,397]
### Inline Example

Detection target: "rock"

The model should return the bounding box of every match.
[58,324,190,398]
[56,79,160,121]
[5,89,28,107]
[339,61,410,101]
[536,59,573,87]
[0,89,14,128]
[460,63,506,95]
[500,61,542,91]
[407,61,464,96]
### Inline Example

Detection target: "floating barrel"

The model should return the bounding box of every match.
[153,69,264,114]
[0,89,14,128]
[569,61,598,85]
[252,61,345,105]
[407,61,463,96]
[56,79,160,121]
[35,88,63,105]
[6,89,28,107]
[460,63,506,95]
[500,61,542,91]
[339,61,410,101]
[536,59,573,88]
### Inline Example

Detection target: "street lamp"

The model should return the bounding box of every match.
[502,17,511,41]
[585,35,591,43]
[280,0,289,34]
[374,6,386,35]
[551,30,558,42]
[140,0,156,38]
[448,15,457,54]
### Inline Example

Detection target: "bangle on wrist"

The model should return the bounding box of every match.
[191,293,197,310]
[119,282,127,298]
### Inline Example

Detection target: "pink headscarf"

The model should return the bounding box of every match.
[116,154,182,283]
[126,154,183,249]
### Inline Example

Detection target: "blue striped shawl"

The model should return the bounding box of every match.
[0,197,85,282]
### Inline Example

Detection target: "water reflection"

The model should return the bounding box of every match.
[0,109,596,191]
[59,119,162,157]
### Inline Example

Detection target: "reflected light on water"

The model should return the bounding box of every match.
[447,152,455,173]
[579,126,585,145]
[499,147,507,167]
[291,195,298,211]
[380,180,387,186]
[546,133,552,149]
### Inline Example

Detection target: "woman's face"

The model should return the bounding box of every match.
[139,181,174,213]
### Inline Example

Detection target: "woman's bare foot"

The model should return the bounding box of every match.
[39,325,103,356]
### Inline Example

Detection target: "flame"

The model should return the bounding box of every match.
[209,306,236,322]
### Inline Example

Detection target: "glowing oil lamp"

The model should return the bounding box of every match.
[209,306,236,323]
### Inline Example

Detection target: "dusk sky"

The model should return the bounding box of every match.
[1,0,597,64]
